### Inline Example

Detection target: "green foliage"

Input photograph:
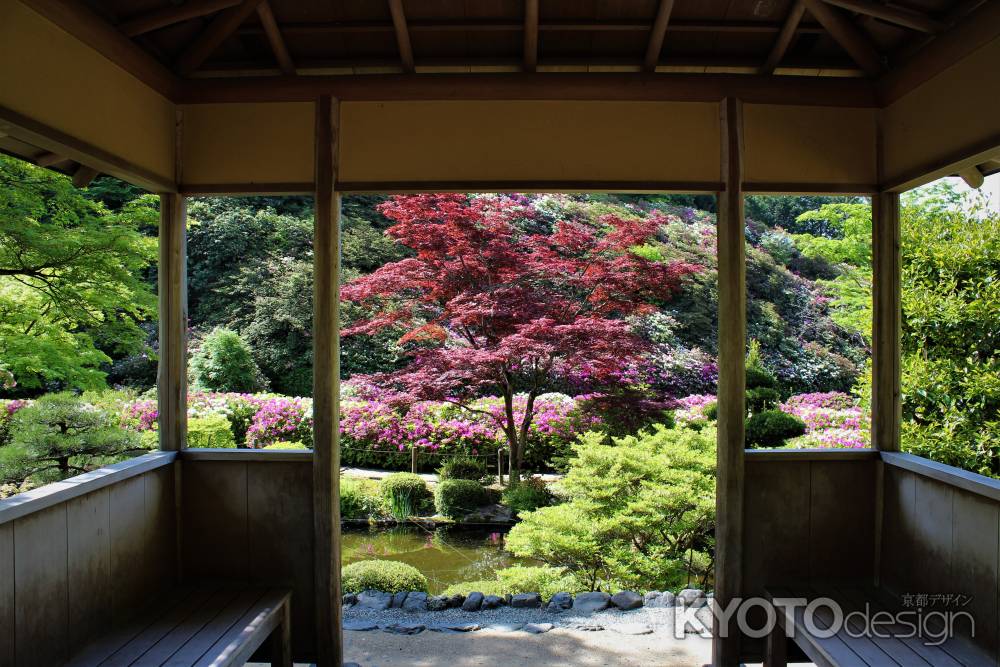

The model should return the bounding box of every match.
[187,414,237,448]
[746,387,780,414]
[341,559,428,594]
[434,479,490,520]
[437,456,489,483]
[502,477,554,518]
[0,156,157,391]
[703,402,718,421]
[441,565,585,599]
[378,473,433,518]
[191,328,267,393]
[0,393,142,488]
[745,410,806,448]
[341,477,387,520]
[261,442,308,450]
[506,425,715,591]
[746,195,860,235]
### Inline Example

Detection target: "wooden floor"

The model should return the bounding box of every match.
[66,585,291,667]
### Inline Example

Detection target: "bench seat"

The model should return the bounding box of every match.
[65,585,291,667]
[766,586,991,667]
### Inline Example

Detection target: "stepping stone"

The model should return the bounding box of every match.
[614,623,653,635]
[343,620,379,631]
[485,623,524,632]
[428,623,480,633]
[569,621,605,632]
[524,622,553,634]
[382,622,425,635]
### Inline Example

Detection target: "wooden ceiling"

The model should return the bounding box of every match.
[80,0,984,79]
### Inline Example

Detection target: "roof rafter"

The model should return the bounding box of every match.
[387,0,415,73]
[643,0,676,72]
[72,165,100,188]
[118,0,243,37]
[174,0,266,77]
[821,0,946,34]
[256,1,295,75]
[802,0,884,77]
[761,1,805,75]
[524,0,539,72]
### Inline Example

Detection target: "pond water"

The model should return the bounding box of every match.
[342,524,537,594]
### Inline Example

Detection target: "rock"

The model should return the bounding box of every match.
[429,622,480,633]
[482,595,504,610]
[427,595,450,611]
[573,591,611,613]
[403,591,428,612]
[391,591,409,608]
[382,622,425,635]
[462,592,484,612]
[510,593,542,608]
[357,590,393,611]
[569,621,604,631]
[343,620,379,632]
[342,593,357,606]
[643,591,661,603]
[547,591,573,612]
[652,592,677,608]
[344,663,362,667]
[610,590,643,610]
[524,622,553,634]
[614,623,653,635]
[462,503,513,523]
[447,594,466,609]
[485,623,524,632]
[677,588,705,607]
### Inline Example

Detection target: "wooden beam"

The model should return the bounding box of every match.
[713,96,745,667]
[35,152,68,167]
[643,0,675,72]
[802,0,884,77]
[387,0,415,73]
[760,1,805,75]
[177,72,880,106]
[313,94,342,667]
[523,0,539,72]
[256,1,295,75]
[157,194,188,452]
[71,164,100,188]
[821,0,946,34]
[958,165,985,189]
[174,0,265,77]
[872,192,900,452]
[19,0,181,98]
[117,0,243,37]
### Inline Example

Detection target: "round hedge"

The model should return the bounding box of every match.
[378,473,433,515]
[342,559,428,594]
[437,456,489,483]
[435,478,490,519]
[745,409,806,448]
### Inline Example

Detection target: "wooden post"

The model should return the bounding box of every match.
[713,97,745,667]
[411,446,417,474]
[872,192,901,452]
[313,95,342,667]
[157,193,187,452]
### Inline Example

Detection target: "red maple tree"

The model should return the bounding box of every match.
[342,194,700,481]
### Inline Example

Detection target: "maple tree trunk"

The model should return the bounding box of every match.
[502,389,522,486]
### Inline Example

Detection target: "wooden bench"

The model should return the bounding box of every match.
[65,586,292,667]
[765,587,990,667]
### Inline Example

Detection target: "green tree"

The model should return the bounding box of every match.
[0,156,157,392]
[190,328,267,392]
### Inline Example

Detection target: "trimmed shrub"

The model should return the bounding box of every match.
[745,409,807,448]
[441,566,584,598]
[502,477,553,518]
[379,473,433,518]
[187,414,237,448]
[435,479,490,519]
[341,559,428,594]
[437,456,489,483]
[261,442,308,450]
[746,387,781,414]
[746,366,778,390]
[703,402,718,421]
[191,328,267,393]
[341,477,386,520]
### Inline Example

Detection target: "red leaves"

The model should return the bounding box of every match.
[342,194,703,396]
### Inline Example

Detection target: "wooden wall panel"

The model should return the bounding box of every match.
[911,476,954,592]
[13,505,69,667]
[809,461,875,582]
[66,489,111,654]
[0,522,14,667]
[950,492,999,652]
[181,461,249,580]
[145,465,177,586]
[880,465,916,594]
[109,475,147,620]
[247,462,315,655]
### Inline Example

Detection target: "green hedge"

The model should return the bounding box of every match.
[187,414,236,448]
[379,473,433,518]
[437,456,489,483]
[441,566,584,598]
[434,479,489,520]
[502,478,553,518]
[745,409,806,448]
[341,477,387,520]
[342,559,428,594]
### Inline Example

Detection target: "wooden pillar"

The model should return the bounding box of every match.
[157,193,187,451]
[713,97,745,667]
[872,192,901,451]
[313,94,343,667]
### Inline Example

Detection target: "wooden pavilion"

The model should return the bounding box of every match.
[1,0,999,665]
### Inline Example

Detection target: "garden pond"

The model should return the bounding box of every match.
[342,524,538,594]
